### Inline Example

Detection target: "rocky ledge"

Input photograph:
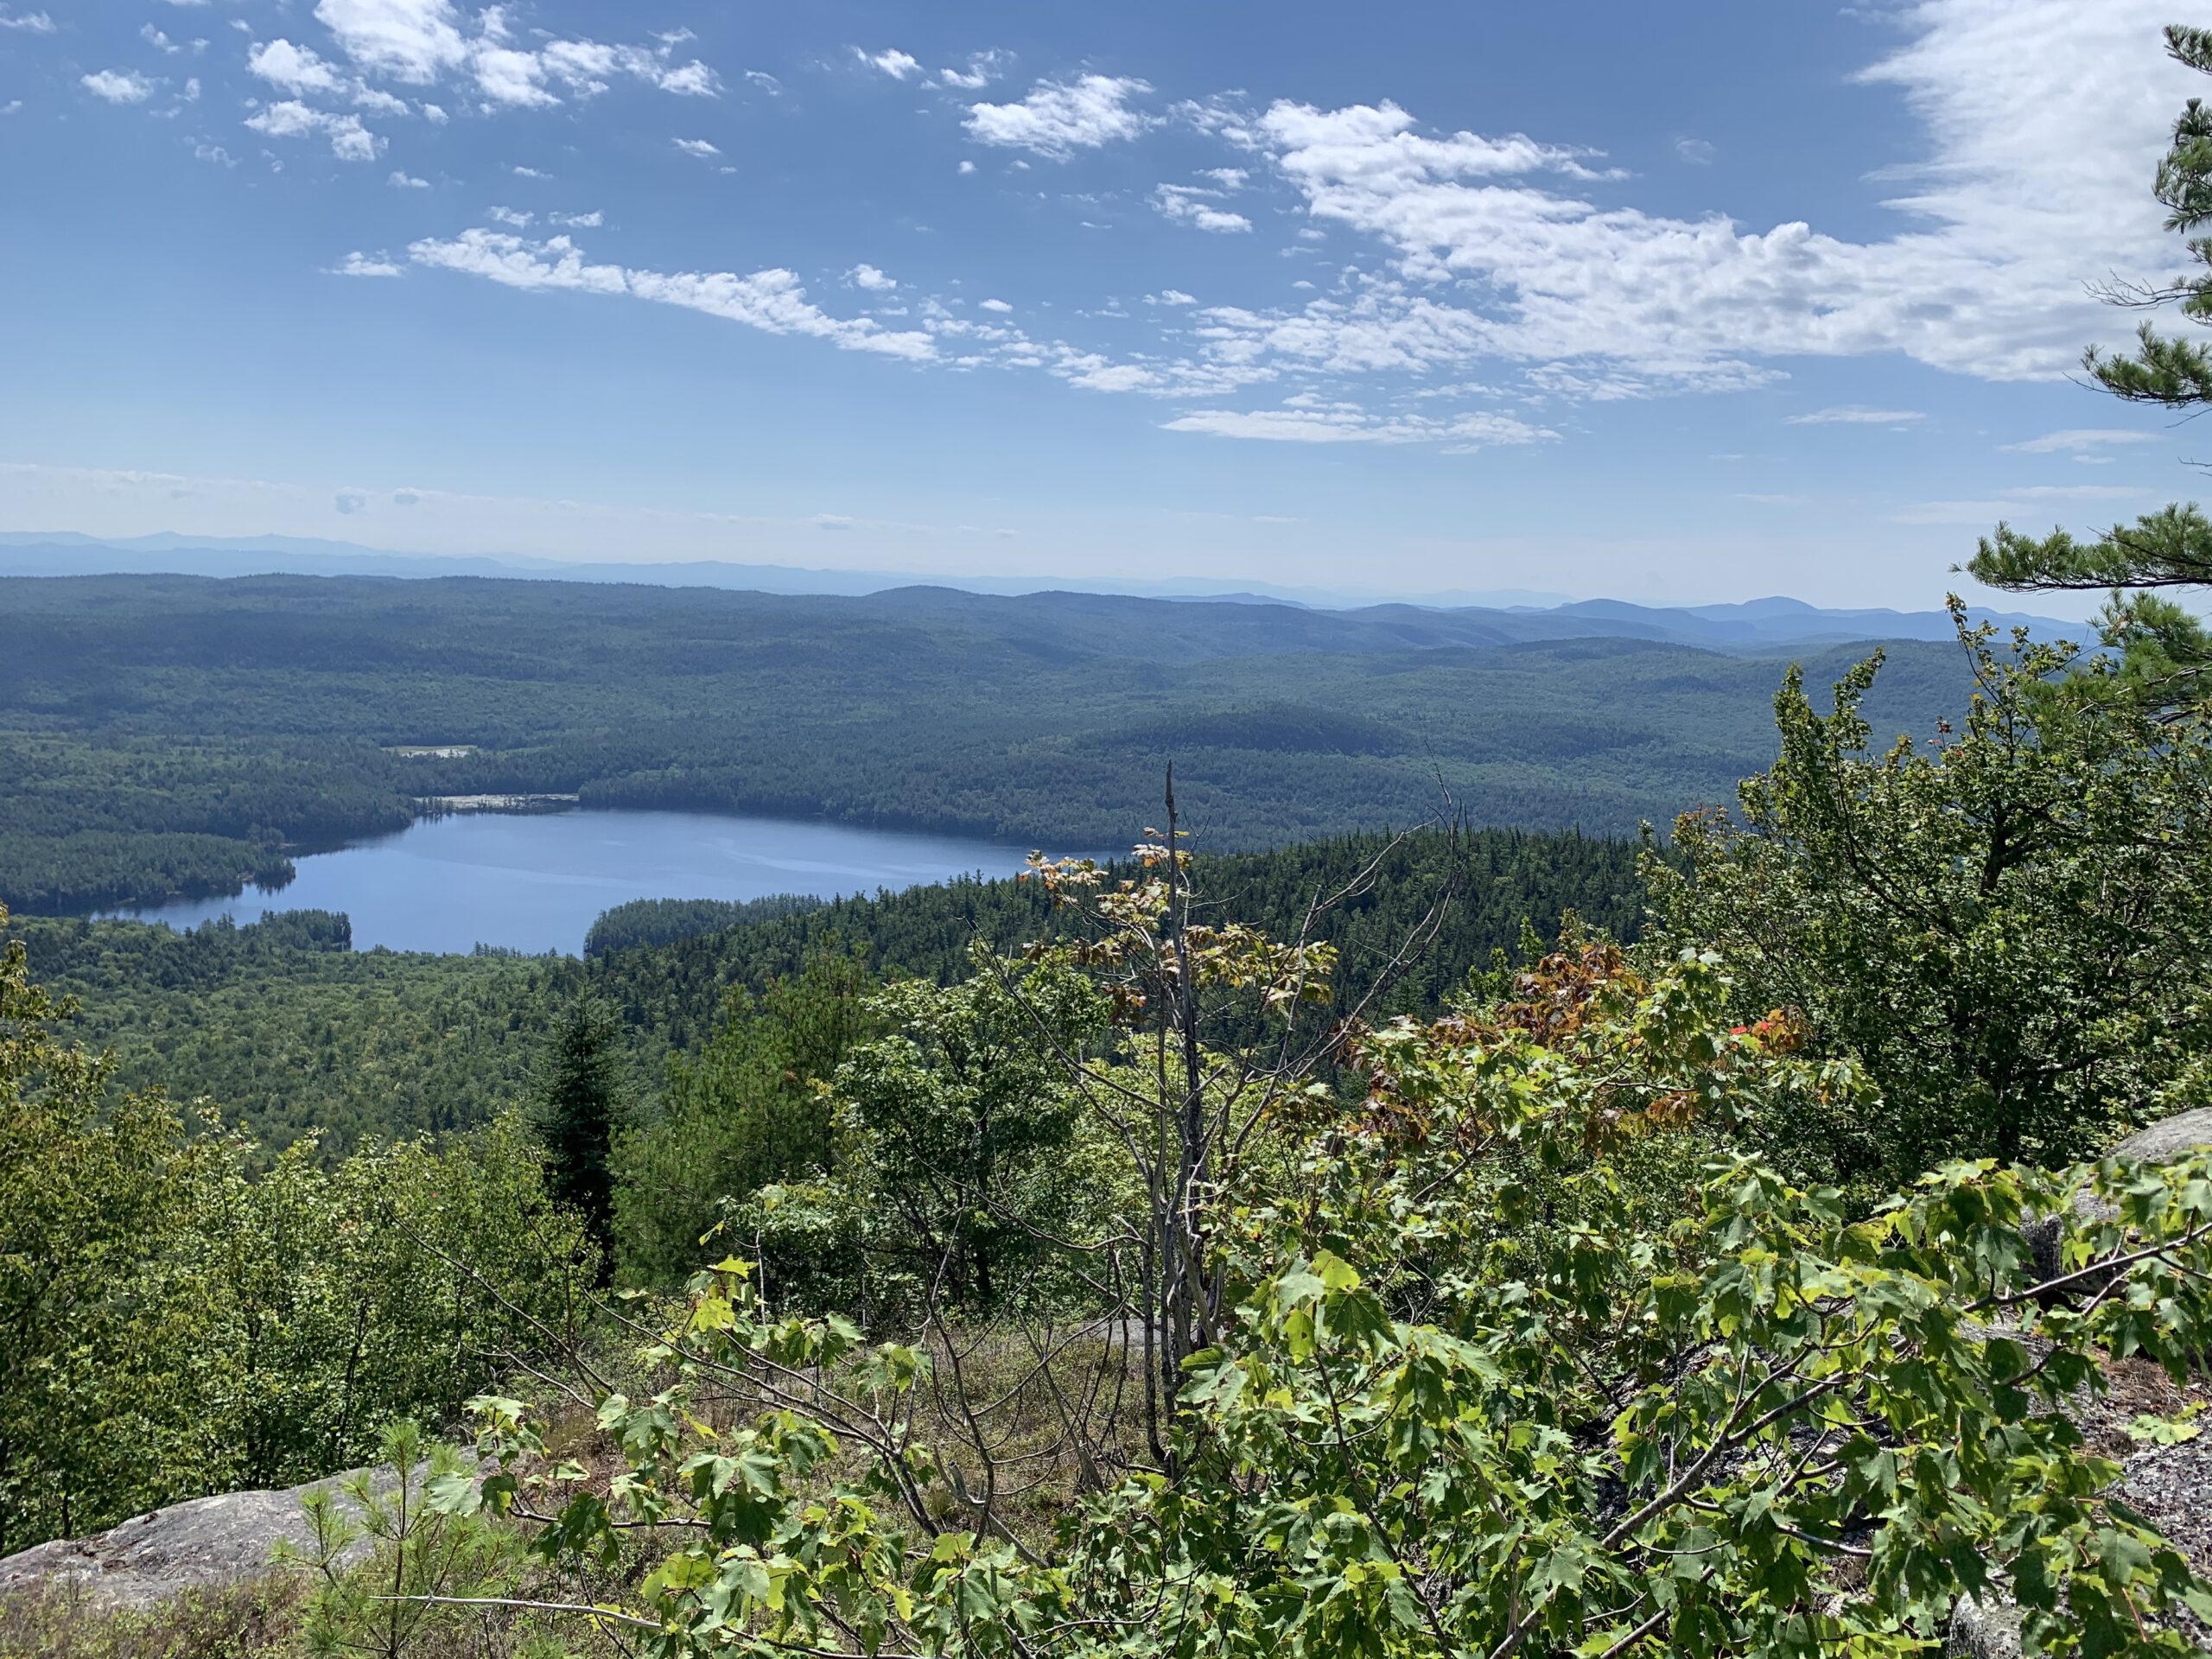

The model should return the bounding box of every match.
[0,1466,394,1614]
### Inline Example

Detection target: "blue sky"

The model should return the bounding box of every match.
[0,0,2201,609]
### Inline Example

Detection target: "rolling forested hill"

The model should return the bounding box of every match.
[0,573,1974,912]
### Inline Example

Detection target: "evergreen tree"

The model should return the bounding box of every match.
[1969,23,2212,703]
[533,998,626,1261]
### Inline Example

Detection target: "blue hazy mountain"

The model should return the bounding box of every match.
[0,532,2069,652]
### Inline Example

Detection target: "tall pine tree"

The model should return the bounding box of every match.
[1970,23,2212,706]
[535,997,626,1267]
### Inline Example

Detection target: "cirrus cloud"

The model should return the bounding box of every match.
[408,228,939,360]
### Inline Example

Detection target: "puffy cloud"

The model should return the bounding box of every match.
[1153,183,1252,233]
[1675,137,1717,164]
[964,74,1153,159]
[547,209,602,227]
[329,251,403,276]
[979,297,1013,313]
[848,264,897,290]
[245,99,382,160]
[0,8,54,33]
[310,0,719,105]
[388,168,429,187]
[673,137,720,157]
[248,39,346,95]
[1240,1,2190,388]
[311,0,464,83]
[853,47,920,79]
[938,51,1009,91]
[1785,406,1927,425]
[81,69,157,104]
[409,228,940,359]
[486,205,531,226]
[1147,289,1198,306]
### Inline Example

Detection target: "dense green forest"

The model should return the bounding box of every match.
[9,587,2212,1653]
[0,574,1971,912]
[582,892,824,957]
[3,825,1642,1154]
[13,26,2212,1656]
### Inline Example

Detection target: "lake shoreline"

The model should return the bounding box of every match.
[86,806,1047,957]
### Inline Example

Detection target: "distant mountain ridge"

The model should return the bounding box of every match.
[0,531,2073,652]
[0,531,1567,611]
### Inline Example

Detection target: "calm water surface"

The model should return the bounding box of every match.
[101,810,1039,955]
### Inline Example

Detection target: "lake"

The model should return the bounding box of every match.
[100,810,1042,955]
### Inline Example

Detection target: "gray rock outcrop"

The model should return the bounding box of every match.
[0,1466,394,1614]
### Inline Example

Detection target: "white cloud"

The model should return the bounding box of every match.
[957,159,976,175]
[141,25,186,53]
[964,74,1153,160]
[853,47,920,80]
[1148,289,1197,306]
[2002,427,2160,454]
[0,7,54,33]
[388,168,429,187]
[81,70,157,104]
[1675,137,1716,165]
[310,0,719,105]
[673,137,719,157]
[1162,404,1554,447]
[938,50,1008,90]
[421,101,446,122]
[848,263,897,291]
[1154,183,1252,234]
[409,228,940,359]
[245,99,382,161]
[980,297,1013,313]
[0,101,20,116]
[511,163,548,178]
[486,205,531,226]
[657,60,717,96]
[1226,4,2193,394]
[312,0,464,83]
[248,38,346,95]
[1785,406,1927,425]
[548,209,601,227]
[329,250,403,276]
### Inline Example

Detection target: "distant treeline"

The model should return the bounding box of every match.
[0,573,1974,912]
[4,824,1644,1154]
[584,893,825,957]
